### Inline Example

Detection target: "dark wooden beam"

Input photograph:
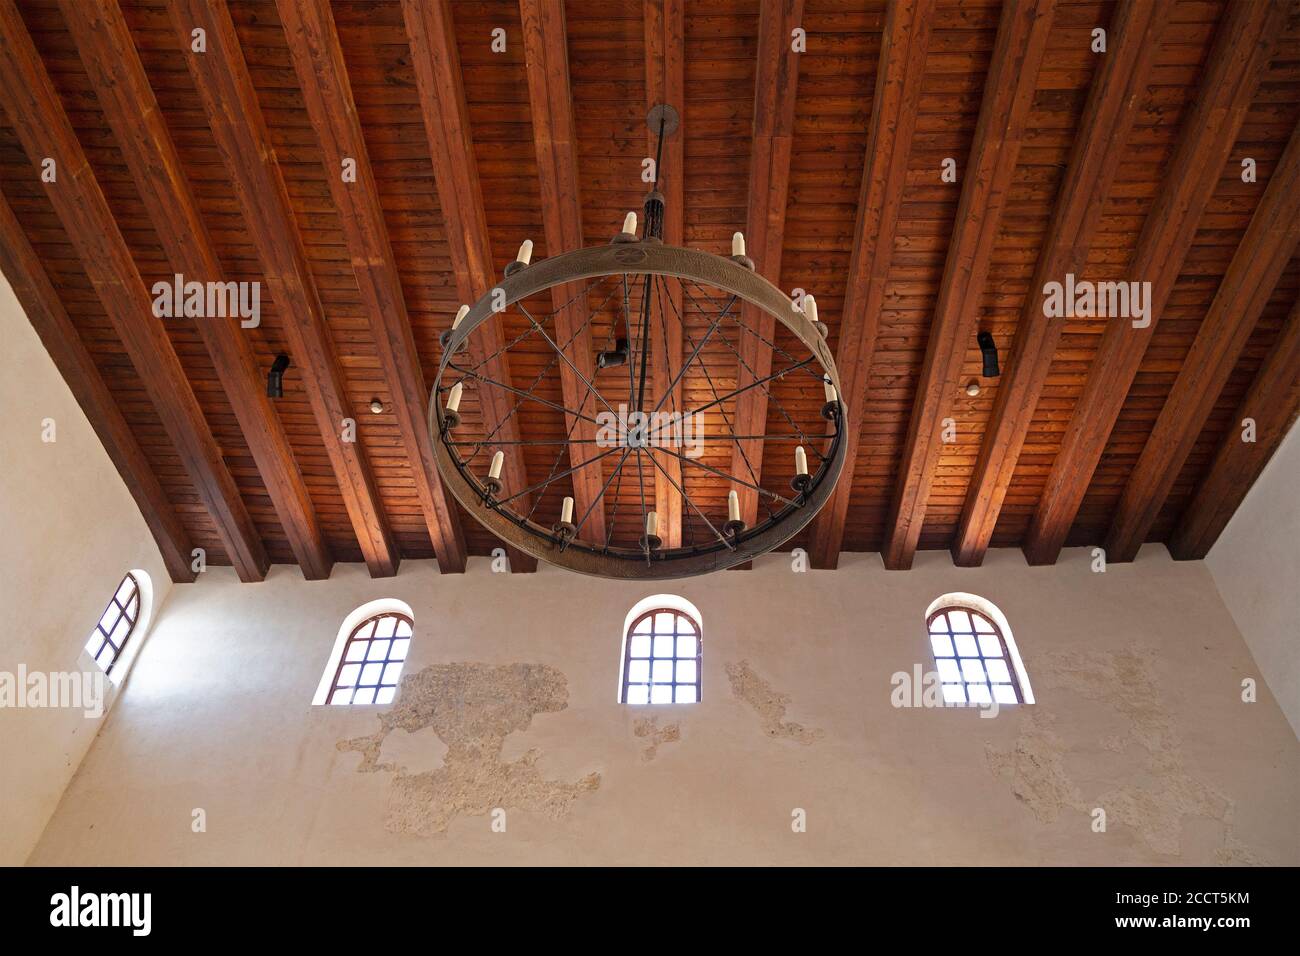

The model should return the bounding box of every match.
[1023,0,1286,565]
[281,0,495,576]
[881,0,1056,571]
[0,190,197,584]
[167,0,430,574]
[0,0,268,581]
[516,0,607,549]
[1103,119,1300,562]
[728,0,803,565]
[951,0,1177,567]
[807,0,936,569]
[1169,294,1300,559]
[62,0,335,580]
[398,0,534,571]
[644,0,685,548]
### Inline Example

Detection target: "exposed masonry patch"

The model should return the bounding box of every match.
[725,660,823,744]
[633,716,680,761]
[986,646,1257,862]
[338,662,600,836]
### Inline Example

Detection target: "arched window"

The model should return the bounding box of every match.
[314,600,414,706]
[619,595,702,705]
[84,572,142,676]
[925,593,1034,706]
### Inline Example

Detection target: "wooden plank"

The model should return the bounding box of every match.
[168,0,426,574]
[1168,294,1300,559]
[280,0,493,576]
[1023,0,1286,565]
[1104,118,1300,562]
[644,0,685,548]
[516,0,607,550]
[728,0,803,567]
[63,0,335,581]
[807,0,936,569]
[882,0,1057,571]
[399,0,533,571]
[0,190,197,584]
[0,0,268,582]
[951,0,1173,567]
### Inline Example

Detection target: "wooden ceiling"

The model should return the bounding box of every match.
[1,0,1297,582]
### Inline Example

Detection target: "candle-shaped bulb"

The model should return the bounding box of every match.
[645,510,658,537]
[803,294,819,326]
[560,496,574,525]
[516,239,533,265]
[795,445,809,477]
[728,489,740,522]
[488,450,504,480]
[823,377,837,404]
[446,382,463,413]
[452,304,469,330]
[732,231,746,257]
[622,211,638,235]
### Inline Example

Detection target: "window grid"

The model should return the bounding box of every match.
[621,608,701,705]
[927,606,1022,706]
[328,612,412,706]
[84,572,140,675]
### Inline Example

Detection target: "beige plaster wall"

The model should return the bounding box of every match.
[28,545,1298,866]
[0,276,173,865]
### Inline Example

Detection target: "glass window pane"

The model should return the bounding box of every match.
[930,633,954,657]
[947,609,973,632]
[986,659,1011,683]
[330,688,352,705]
[629,634,651,658]
[352,687,376,706]
[941,683,966,704]
[961,659,986,683]
[928,613,950,635]
[376,616,398,639]
[627,660,650,683]
[382,662,404,685]
[110,616,130,646]
[98,605,119,633]
[654,612,675,633]
[966,683,992,705]
[677,635,697,658]
[344,640,367,662]
[354,620,376,641]
[338,663,361,687]
[395,619,413,638]
[651,660,673,683]
[649,684,673,705]
[978,633,1003,657]
[936,659,961,683]
[360,662,384,686]
[653,633,674,658]
[676,617,697,636]
[633,617,653,635]
[675,684,698,704]
[375,687,397,705]
[625,684,649,705]
[125,596,139,621]
[115,576,136,604]
[366,639,390,661]
[974,613,996,633]
[676,660,697,684]
[954,633,978,657]
[992,684,1018,705]
[389,639,410,661]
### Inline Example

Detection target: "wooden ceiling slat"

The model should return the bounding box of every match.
[1104,119,1300,562]
[517,0,608,549]
[395,0,534,571]
[62,0,334,580]
[728,0,803,564]
[0,187,197,583]
[1023,0,1287,566]
[808,0,937,570]
[644,0,685,548]
[1169,292,1300,559]
[881,0,1057,571]
[0,0,268,582]
[277,0,487,576]
[166,0,414,575]
[949,0,1174,568]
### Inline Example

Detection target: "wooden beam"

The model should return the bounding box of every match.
[807,0,936,569]
[1023,0,1286,565]
[951,0,1175,567]
[398,0,534,571]
[167,0,432,574]
[0,190,197,584]
[516,0,607,549]
[644,0,685,548]
[62,0,335,580]
[1168,294,1300,559]
[1103,119,1300,562]
[881,0,1056,571]
[280,0,494,577]
[0,0,268,581]
[728,0,803,565]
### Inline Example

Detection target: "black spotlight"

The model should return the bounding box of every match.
[977,331,999,378]
[267,353,290,398]
[596,338,630,369]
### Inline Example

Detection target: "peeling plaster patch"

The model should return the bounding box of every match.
[725,660,823,744]
[986,647,1254,860]
[633,716,680,761]
[338,662,600,836]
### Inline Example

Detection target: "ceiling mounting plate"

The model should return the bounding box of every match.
[646,103,680,137]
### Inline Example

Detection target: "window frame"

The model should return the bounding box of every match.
[926,604,1024,706]
[86,571,141,676]
[326,611,413,707]
[620,606,702,705]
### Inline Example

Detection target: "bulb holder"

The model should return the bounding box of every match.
[639,532,663,551]
[597,338,630,369]
[442,408,462,430]
[729,254,755,271]
[821,399,841,422]
[723,518,747,538]
[790,473,813,496]
[439,328,468,353]
[481,476,503,499]
[552,520,577,543]
[503,258,528,277]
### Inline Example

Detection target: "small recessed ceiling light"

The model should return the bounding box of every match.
[965,380,981,397]
[369,398,384,414]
